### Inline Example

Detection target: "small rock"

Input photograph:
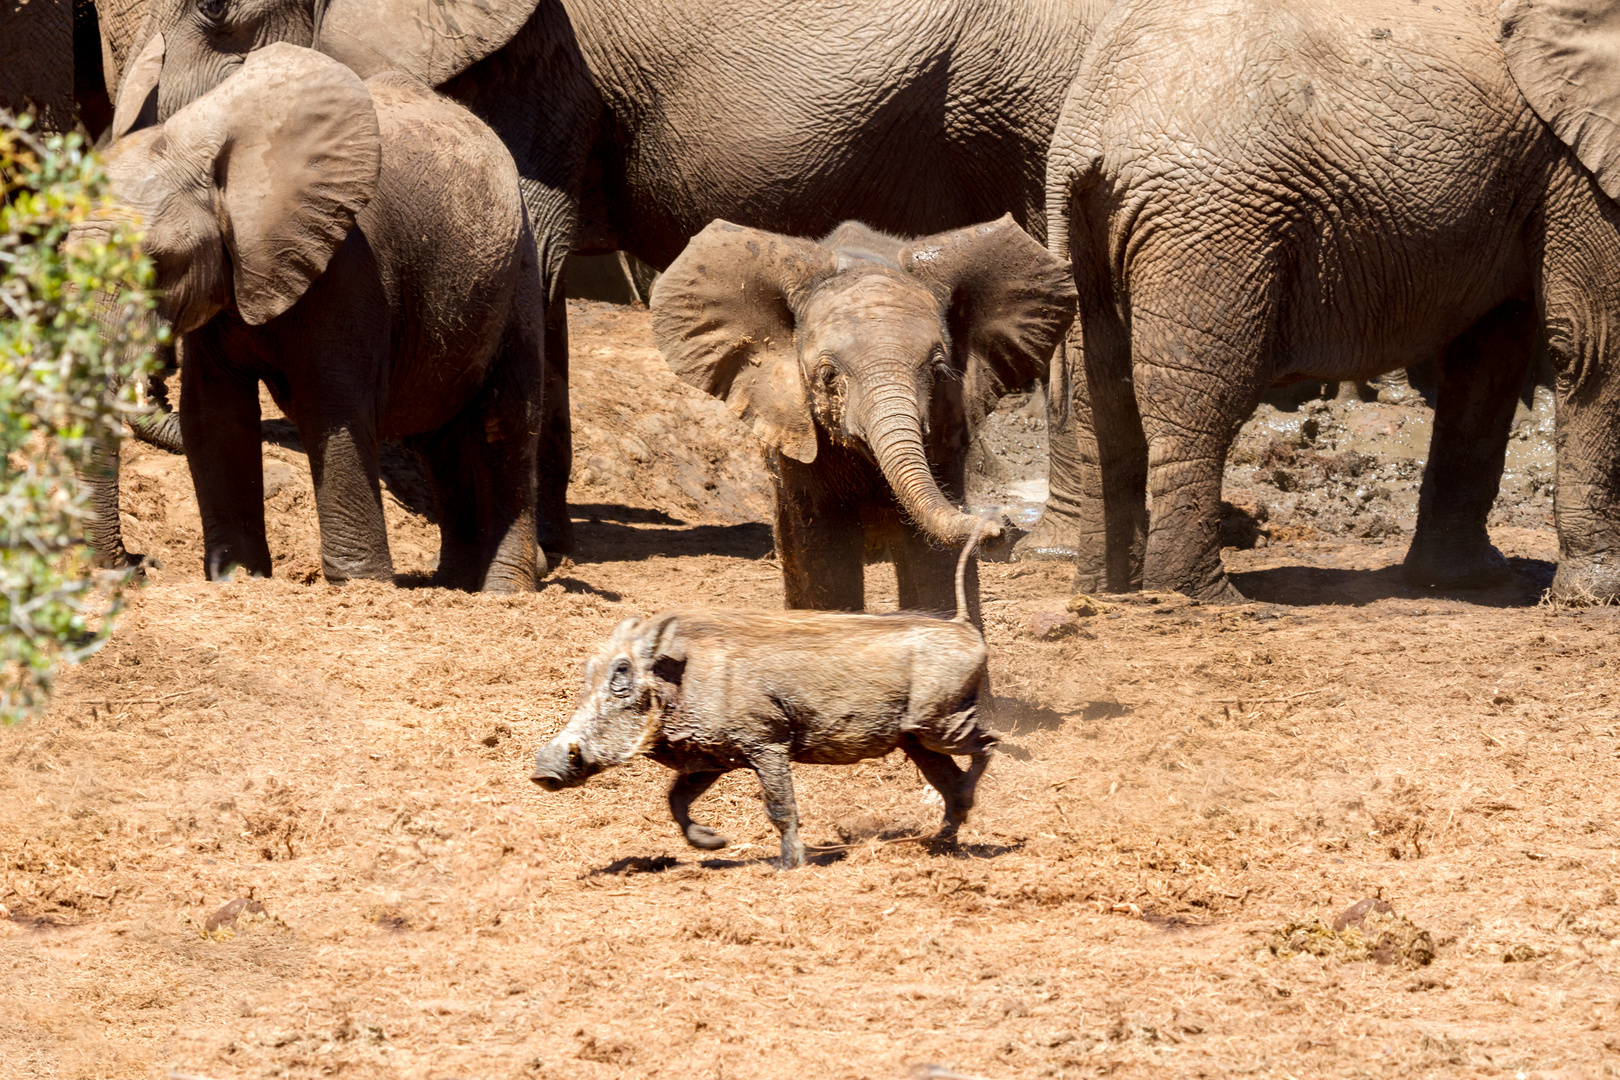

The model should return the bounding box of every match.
[205,896,266,933]
[1502,942,1538,963]
[1066,593,1114,617]
[1026,611,1081,640]
[1333,896,1393,932]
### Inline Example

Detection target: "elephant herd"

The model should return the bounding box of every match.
[6,0,1620,608]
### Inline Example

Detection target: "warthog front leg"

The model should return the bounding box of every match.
[668,770,729,850]
[749,746,805,869]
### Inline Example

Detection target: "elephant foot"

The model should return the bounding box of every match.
[1145,565,1246,604]
[1546,558,1620,607]
[1012,506,1081,562]
[1401,539,1511,590]
[1190,574,1247,605]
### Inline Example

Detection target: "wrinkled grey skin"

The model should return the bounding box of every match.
[1045,0,1620,603]
[1,0,76,132]
[113,0,1109,556]
[532,535,998,869]
[82,45,547,590]
[651,217,1076,622]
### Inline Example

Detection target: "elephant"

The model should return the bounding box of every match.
[109,0,1110,556]
[81,43,547,590]
[1043,0,1620,604]
[650,217,1077,622]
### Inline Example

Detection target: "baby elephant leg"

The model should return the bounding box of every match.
[748,746,806,869]
[668,770,729,850]
[900,734,982,839]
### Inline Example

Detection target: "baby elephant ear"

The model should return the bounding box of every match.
[650,221,838,464]
[900,215,1079,425]
[164,43,381,325]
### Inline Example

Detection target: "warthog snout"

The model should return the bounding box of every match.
[529,740,592,790]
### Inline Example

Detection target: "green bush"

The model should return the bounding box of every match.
[1,113,162,723]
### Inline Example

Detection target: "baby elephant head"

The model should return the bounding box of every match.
[650,216,1077,547]
[530,615,684,791]
[82,43,381,334]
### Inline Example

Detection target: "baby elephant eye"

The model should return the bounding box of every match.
[608,659,633,697]
[198,0,228,21]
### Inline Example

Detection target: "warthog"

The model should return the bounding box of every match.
[530,524,999,867]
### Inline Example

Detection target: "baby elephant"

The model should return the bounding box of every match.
[651,216,1077,624]
[531,526,999,868]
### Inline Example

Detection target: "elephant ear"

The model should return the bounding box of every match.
[110,30,163,140]
[900,215,1078,425]
[317,0,545,84]
[649,221,838,464]
[1502,0,1620,202]
[161,43,381,325]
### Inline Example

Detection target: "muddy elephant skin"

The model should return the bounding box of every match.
[1044,0,1620,604]
[112,0,1108,555]
[85,44,546,591]
[650,217,1076,622]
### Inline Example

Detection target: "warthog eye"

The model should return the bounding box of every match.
[608,658,633,697]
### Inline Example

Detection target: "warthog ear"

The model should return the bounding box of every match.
[650,221,839,464]
[900,215,1078,426]
[634,614,684,666]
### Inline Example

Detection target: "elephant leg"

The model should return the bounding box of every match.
[179,335,271,581]
[417,324,544,593]
[1069,318,1150,593]
[1538,174,1620,604]
[773,454,864,611]
[1403,300,1536,589]
[1133,307,1267,603]
[894,526,977,624]
[284,377,392,586]
[534,289,574,555]
[414,428,482,591]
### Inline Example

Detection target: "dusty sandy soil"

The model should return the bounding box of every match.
[2,303,1617,1080]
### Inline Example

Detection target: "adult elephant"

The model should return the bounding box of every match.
[113,0,1109,554]
[1044,0,1620,604]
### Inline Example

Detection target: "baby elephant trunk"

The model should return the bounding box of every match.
[866,397,1000,547]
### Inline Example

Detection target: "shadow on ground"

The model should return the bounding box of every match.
[1231,557,1554,608]
[572,507,774,563]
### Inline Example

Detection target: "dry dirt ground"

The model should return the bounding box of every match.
[2,303,1618,1080]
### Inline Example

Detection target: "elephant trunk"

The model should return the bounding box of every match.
[128,357,183,455]
[864,386,998,547]
[83,434,132,569]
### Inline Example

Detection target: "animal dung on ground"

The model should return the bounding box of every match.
[531,524,999,868]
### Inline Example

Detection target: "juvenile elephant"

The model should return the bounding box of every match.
[650,217,1077,621]
[1045,0,1620,603]
[86,44,546,589]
